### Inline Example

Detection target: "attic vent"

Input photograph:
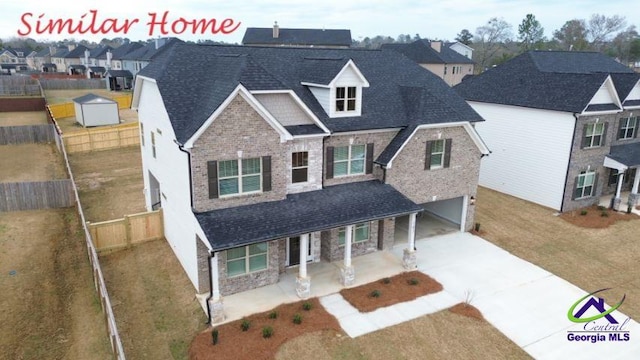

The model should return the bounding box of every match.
[303,57,344,61]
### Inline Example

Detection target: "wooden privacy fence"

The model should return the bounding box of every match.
[39,78,106,90]
[88,210,164,252]
[0,124,57,145]
[63,122,140,153]
[0,180,74,212]
[0,76,41,96]
[48,94,132,119]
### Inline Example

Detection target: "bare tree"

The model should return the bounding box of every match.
[611,25,638,64]
[553,19,590,51]
[588,14,626,50]
[474,17,513,70]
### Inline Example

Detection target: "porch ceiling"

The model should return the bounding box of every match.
[196,180,423,251]
[606,142,640,169]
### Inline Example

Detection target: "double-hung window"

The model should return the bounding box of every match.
[226,242,268,277]
[338,223,370,246]
[618,117,637,140]
[430,139,445,169]
[574,171,596,199]
[333,145,365,177]
[336,86,357,112]
[291,152,308,183]
[218,158,261,196]
[425,139,452,170]
[584,123,604,148]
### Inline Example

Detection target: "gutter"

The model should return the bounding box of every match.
[205,251,214,324]
[175,140,194,210]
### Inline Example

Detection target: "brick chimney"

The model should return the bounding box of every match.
[273,21,279,38]
[430,41,442,53]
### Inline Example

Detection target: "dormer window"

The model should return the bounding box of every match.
[336,86,357,112]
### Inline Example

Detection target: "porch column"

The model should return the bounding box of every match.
[403,212,418,270]
[340,225,355,286]
[613,170,625,211]
[296,233,311,299]
[630,168,640,206]
[208,252,224,324]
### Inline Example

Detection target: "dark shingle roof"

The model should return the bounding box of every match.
[89,46,112,58]
[382,40,474,65]
[242,27,352,47]
[138,43,483,144]
[104,42,144,60]
[105,70,133,78]
[64,45,90,59]
[195,180,422,250]
[608,142,640,167]
[121,38,181,61]
[610,73,640,101]
[284,125,325,135]
[455,51,634,113]
[584,104,620,112]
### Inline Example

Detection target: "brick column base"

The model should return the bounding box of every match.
[613,197,623,211]
[403,248,417,270]
[208,298,225,324]
[296,276,311,299]
[628,193,640,206]
[340,265,355,286]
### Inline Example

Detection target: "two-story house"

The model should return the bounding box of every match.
[242,22,352,48]
[455,51,640,212]
[382,40,475,86]
[121,37,181,77]
[132,43,489,323]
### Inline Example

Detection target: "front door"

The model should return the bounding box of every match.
[289,236,301,266]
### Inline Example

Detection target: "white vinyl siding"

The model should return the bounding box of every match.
[469,102,575,211]
[589,80,618,105]
[309,87,330,115]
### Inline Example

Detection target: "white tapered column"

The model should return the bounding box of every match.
[613,170,625,211]
[340,225,355,286]
[296,234,311,299]
[403,213,418,270]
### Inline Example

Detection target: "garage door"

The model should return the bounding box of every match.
[422,196,465,227]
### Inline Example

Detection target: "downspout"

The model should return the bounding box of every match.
[175,141,194,210]
[205,251,214,324]
[560,113,580,212]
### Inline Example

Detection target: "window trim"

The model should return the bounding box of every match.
[333,144,366,177]
[575,170,596,200]
[430,139,445,169]
[226,242,269,277]
[291,151,309,184]
[217,158,263,198]
[338,222,370,247]
[618,116,637,140]
[335,86,357,113]
[584,122,605,148]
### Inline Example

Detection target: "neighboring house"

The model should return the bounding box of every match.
[447,41,473,59]
[455,50,640,212]
[121,38,180,77]
[242,22,352,48]
[51,45,89,73]
[28,47,56,71]
[98,42,144,71]
[105,69,134,91]
[88,45,112,67]
[0,47,35,64]
[382,40,475,86]
[132,43,489,323]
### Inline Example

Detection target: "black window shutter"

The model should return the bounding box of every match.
[425,141,433,170]
[262,156,272,192]
[365,143,374,174]
[571,175,580,200]
[618,118,625,140]
[635,117,639,138]
[581,124,589,149]
[592,173,599,197]
[207,161,218,199]
[444,139,452,168]
[601,123,608,146]
[326,146,334,179]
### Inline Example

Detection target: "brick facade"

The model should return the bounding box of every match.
[218,239,280,296]
[562,111,640,212]
[319,220,382,262]
[386,126,481,231]
[196,236,210,294]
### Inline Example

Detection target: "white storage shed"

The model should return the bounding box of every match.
[73,93,120,127]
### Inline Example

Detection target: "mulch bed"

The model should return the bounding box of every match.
[340,271,443,313]
[448,303,484,321]
[560,205,639,228]
[188,298,342,360]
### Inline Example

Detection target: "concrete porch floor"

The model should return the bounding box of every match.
[197,247,407,324]
[395,212,459,245]
[599,191,640,215]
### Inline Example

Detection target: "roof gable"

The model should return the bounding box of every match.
[584,76,622,113]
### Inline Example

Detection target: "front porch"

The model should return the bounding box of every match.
[599,191,640,215]
[604,142,640,211]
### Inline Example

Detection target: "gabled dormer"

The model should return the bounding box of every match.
[622,77,640,110]
[582,75,622,114]
[301,58,370,118]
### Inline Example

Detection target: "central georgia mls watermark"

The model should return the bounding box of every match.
[566,288,631,343]
[17,10,240,37]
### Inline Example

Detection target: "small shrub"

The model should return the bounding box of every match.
[268,311,278,319]
[381,277,391,284]
[474,223,481,232]
[408,278,419,286]
[580,210,588,216]
[370,289,381,298]
[262,326,273,338]
[597,205,606,211]
[601,211,609,217]
[302,301,312,311]
[293,314,302,324]
[211,329,219,345]
[240,319,251,332]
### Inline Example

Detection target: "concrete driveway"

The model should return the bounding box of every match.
[398,233,640,359]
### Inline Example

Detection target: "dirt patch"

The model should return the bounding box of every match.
[276,310,529,360]
[560,205,639,228]
[54,108,138,134]
[68,146,145,221]
[475,186,640,321]
[0,209,111,359]
[339,271,443,313]
[449,303,484,321]
[189,298,342,360]
[0,111,48,126]
[100,239,206,360]
[0,144,67,182]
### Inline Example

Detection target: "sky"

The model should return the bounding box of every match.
[1,0,638,45]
